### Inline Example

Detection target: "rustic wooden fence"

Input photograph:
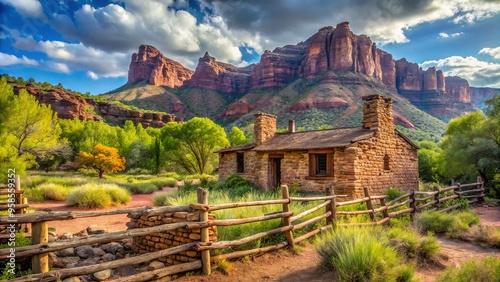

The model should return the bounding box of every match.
[0,179,484,282]
[0,175,30,235]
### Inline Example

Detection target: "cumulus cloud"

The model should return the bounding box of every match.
[421,56,500,88]
[86,71,99,80]
[9,33,129,77]
[0,0,46,20]
[439,32,464,38]
[202,0,500,47]
[0,52,39,66]
[479,47,500,60]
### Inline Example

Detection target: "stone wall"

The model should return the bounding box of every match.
[128,211,217,265]
[254,113,277,145]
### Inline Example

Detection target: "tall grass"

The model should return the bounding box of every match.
[414,211,480,238]
[314,226,414,282]
[66,183,131,208]
[437,256,500,282]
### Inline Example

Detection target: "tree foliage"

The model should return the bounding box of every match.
[417,141,444,182]
[161,117,229,174]
[229,126,247,146]
[0,77,61,180]
[76,144,126,178]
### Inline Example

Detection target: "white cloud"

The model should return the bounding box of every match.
[0,0,46,20]
[47,62,70,74]
[479,47,500,60]
[0,52,39,66]
[439,32,464,38]
[421,56,500,88]
[87,71,98,80]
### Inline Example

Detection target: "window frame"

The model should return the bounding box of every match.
[307,150,334,179]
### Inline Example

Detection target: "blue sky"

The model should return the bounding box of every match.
[1,0,499,94]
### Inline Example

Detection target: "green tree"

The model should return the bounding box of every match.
[229,126,247,146]
[417,141,444,182]
[161,117,229,174]
[441,110,500,185]
[0,77,61,180]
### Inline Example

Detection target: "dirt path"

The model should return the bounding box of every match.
[29,187,176,234]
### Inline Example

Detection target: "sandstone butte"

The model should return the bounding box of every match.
[126,21,477,104]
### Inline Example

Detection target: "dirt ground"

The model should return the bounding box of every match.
[30,198,500,281]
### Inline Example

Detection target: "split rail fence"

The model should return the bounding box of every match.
[0,178,484,282]
[0,175,30,236]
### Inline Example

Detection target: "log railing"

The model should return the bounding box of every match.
[0,175,30,234]
[1,178,485,281]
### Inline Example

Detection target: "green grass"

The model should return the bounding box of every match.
[388,227,440,260]
[25,183,71,201]
[414,210,480,238]
[314,226,414,282]
[437,256,500,282]
[66,183,131,208]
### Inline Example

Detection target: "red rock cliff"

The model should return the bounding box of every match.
[445,76,471,103]
[183,52,253,93]
[128,45,193,88]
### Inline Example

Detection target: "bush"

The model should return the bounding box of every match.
[437,256,500,282]
[314,226,413,282]
[414,211,480,238]
[462,225,500,247]
[121,182,158,194]
[388,227,440,260]
[385,187,406,201]
[26,183,71,201]
[66,183,131,208]
[153,191,177,206]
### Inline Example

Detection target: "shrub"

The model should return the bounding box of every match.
[385,187,406,201]
[414,211,480,238]
[27,183,71,201]
[153,191,177,206]
[314,226,413,282]
[437,256,500,282]
[149,177,178,189]
[121,182,158,194]
[388,227,440,260]
[66,183,130,208]
[418,236,440,259]
[462,225,500,247]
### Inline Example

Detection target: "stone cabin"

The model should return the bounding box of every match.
[217,95,419,199]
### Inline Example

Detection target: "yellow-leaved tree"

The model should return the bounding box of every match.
[76,144,126,178]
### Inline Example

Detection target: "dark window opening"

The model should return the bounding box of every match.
[237,152,244,173]
[384,154,390,170]
[315,154,327,176]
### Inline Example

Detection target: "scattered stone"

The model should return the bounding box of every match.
[74,229,88,237]
[148,261,165,271]
[115,265,137,276]
[49,252,64,268]
[92,248,106,257]
[115,252,124,259]
[93,269,113,281]
[87,225,105,235]
[59,247,75,257]
[48,231,57,237]
[101,253,115,262]
[61,256,81,266]
[62,277,81,282]
[75,245,94,259]
[60,232,73,240]
[78,275,93,282]
[81,257,100,266]
[126,222,135,229]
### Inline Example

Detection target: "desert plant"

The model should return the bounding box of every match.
[153,191,177,206]
[314,226,412,282]
[385,187,406,201]
[437,256,500,282]
[414,211,480,238]
[66,183,130,208]
[26,183,71,201]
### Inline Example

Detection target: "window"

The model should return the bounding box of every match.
[237,152,244,173]
[308,150,333,178]
[384,154,390,171]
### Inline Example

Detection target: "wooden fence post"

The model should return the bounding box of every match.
[455,183,461,200]
[325,185,337,224]
[281,185,295,249]
[477,176,484,203]
[433,186,440,210]
[15,175,22,214]
[379,197,390,225]
[409,190,416,220]
[363,188,376,222]
[31,221,49,273]
[22,198,31,233]
[197,188,211,276]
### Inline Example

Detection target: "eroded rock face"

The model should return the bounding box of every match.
[183,52,253,93]
[445,76,471,103]
[14,84,176,128]
[128,45,193,88]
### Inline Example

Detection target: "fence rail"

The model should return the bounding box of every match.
[0,176,30,236]
[2,178,485,281]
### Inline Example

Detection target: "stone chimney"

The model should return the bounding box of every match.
[254,113,277,145]
[361,95,394,131]
[288,120,295,133]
